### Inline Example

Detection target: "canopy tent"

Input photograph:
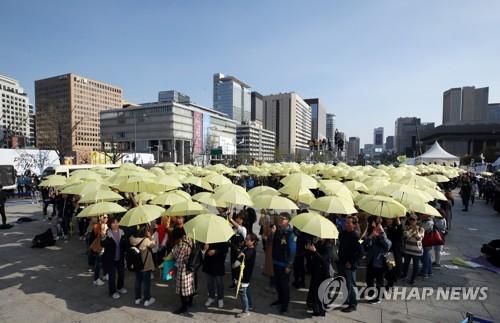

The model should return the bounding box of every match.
[405,141,460,166]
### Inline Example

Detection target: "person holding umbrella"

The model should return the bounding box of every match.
[306,238,335,317]
[170,227,195,317]
[101,217,128,299]
[232,232,258,318]
[270,212,296,314]
[129,226,156,307]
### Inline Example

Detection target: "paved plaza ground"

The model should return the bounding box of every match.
[0,195,499,323]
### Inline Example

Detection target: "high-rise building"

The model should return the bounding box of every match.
[326,113,336,143]
[213,73,251,123]
[385,135,394,152]
[442,86,489,124]
[251,91,264,123]
[236,121,276,162]
[28,105,36,147]
[488,103,500,122]
[346,137,360,161]
[0,74,31,148]
[395,117,435,157]
[373,127,384,155]
[304,98,326,141]
[158,90,191,104]
[262,92,312,155]
[35,73,122,163]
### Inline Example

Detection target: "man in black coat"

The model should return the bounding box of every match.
[0,186,7,225]
[202,242,229,308]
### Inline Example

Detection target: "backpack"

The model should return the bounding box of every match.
[126,238,148,272]
[186,241,202,274]
[32,229,55,248]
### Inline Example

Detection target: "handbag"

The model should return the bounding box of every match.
[90,236,103,253]
[162,259,177,281]
[422,228,444,247]
[385,251,395,269]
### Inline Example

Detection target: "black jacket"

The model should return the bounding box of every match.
[101,229,128,271]
[338,230,362,269]
[202,242,229,276]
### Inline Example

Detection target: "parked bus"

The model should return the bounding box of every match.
[41,164,120,179]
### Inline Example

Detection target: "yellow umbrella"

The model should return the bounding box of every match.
[77,202,127,218]
[280,172,318,189]
[344,180,370,193]
[192,192,226,207]
[79,190,124,204]
[184,176,213,191]
[39,175,66,187]
[418,186,447,201]
[480,171,493,177]
[248,186,280,197]
[213,184,253,206]
[390,190,428,205]
[119,205,165,227]
[156,175,183,191]
[69,169,102,181]
[318,180,353,200]
[284,188,316,205]
[164,200,208,216]
[204,173,232,186]
[117,176,165,193]
[405,202,442,217]
[290,212,339,239]
[427,174,450,183]
[137,192,157,204]
[61,182,109,196]
[252,195,298,210]
[151,190,191,206]
[358,195,407,218]
[184,213,234,243]
[310,196,357,215]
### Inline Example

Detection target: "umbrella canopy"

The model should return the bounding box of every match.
[184,176,213,191]
[156,175,183,191]
[192,192,226,207]
[204,173,232,186]
[77,202,127,218]
[40,175,67,187]
[280,172,318,189]
[318,180,353,200]
[164,200,208,216]
[358,195,407,218]
[344,181,370,193]
[213,184,253,206]
[137,192,157,204]
[390,189,428,205]
[119,205,165,227]
[150,190,191,206]
[248,186,280,197]
[69,170,103,181]
[284,188,316,205]
[61,182,109,196]
[79,190,124,204]
[310,196,357,214]
[427,174,450,183]
[184,213,234,243]
[405,202,442,217]
[290,212,339,239]
[418,186,447,201]
[117,176,165,193]
[252,195,298,210]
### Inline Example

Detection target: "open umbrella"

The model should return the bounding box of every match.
[405,202,442,217]
[151,190,191,206]
[213,184,253,207]
[61,182,109,196]
[283,188,316,205]
[77,202,127,218]
[164,200,208,216]
[344,181,370,193]
[358,195,407,218]
[192,192,226,207]
[310,196,357,214]
[40,175,66,187]
[137,192,157,204]
[119,204,165,227]
[290,212,339,239]
[184,213,234,243]
[280,172,318,189]
[252,195,298,210]
[79,190,124,204]
[184,176,213,191]
[204,173,232,187]
[318,180,353,200]
[156,175,183,191]
[117,176,165,193]
[427,174,450,183]
[248,186,280,197]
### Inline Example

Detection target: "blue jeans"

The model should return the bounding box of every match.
[239,286,253,312]
[340,265,357,308]
[207,274,224,300]
[135,271,152,301]
[421,247,432,276]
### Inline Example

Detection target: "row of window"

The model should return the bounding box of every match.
[1,93,27,101]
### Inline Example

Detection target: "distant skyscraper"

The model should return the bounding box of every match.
[442,86,489,124]
[262,92,311,155]
[0,74,31,148]
[373,127,384,155]
[251,91,264,123]
[35,73,122,162]
[304,98,326,140]
[347,137,360,161]
[213,73,251,123]
[488,103,500,122]
[326,113,336,143]
[395,117,435,157]
[385,135,394,152]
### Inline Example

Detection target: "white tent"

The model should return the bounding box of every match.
[405,141,460,165]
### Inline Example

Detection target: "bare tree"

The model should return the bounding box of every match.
[101,136,127,164]
[0,115,30,148]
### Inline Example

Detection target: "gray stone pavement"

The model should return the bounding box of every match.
[0,195,499,323]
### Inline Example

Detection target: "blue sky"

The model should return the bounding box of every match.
[1,0,499,145]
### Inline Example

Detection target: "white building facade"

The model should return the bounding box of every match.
[0,74,31,147]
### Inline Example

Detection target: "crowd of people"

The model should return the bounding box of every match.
[31,172,478,319]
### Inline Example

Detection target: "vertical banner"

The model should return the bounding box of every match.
[193,111,203,155]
